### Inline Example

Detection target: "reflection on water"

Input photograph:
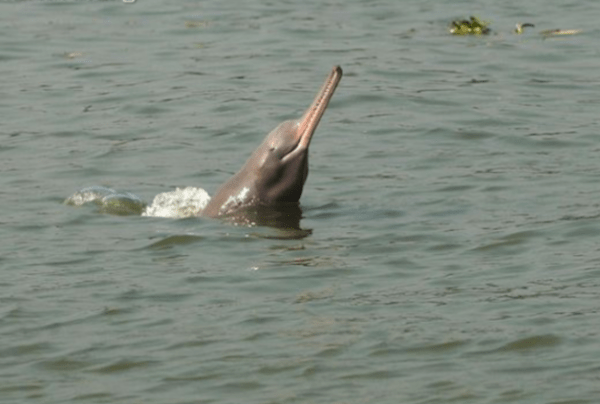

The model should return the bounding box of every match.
[223,203,312,239]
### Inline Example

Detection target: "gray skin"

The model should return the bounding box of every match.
[202,66,342,218]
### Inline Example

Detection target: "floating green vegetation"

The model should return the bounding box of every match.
[449,16,582,38]
[450,16,491,36]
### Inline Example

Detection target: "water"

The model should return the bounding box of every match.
[2,0,600,403]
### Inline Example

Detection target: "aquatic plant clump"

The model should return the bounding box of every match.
[449,15,581,37]
[450,16,491,35]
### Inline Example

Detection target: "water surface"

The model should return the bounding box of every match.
[2,0,600,403]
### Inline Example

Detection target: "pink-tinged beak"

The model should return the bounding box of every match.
[296,66,343,150]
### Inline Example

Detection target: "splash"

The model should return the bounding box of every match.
[142,187,211,218]
[64,186,146,216]
[65,186,211,218]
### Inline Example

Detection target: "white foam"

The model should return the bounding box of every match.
[143,187,211,218]
[218,186,252,215]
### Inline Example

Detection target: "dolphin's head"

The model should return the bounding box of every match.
[251,66,343,205]
[252,119,308,203]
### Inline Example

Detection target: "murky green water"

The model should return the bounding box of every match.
[2,1,600,403]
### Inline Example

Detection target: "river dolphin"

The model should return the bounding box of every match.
[201,66,343,219]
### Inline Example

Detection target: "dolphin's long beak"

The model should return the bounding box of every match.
[296,66,343,150]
